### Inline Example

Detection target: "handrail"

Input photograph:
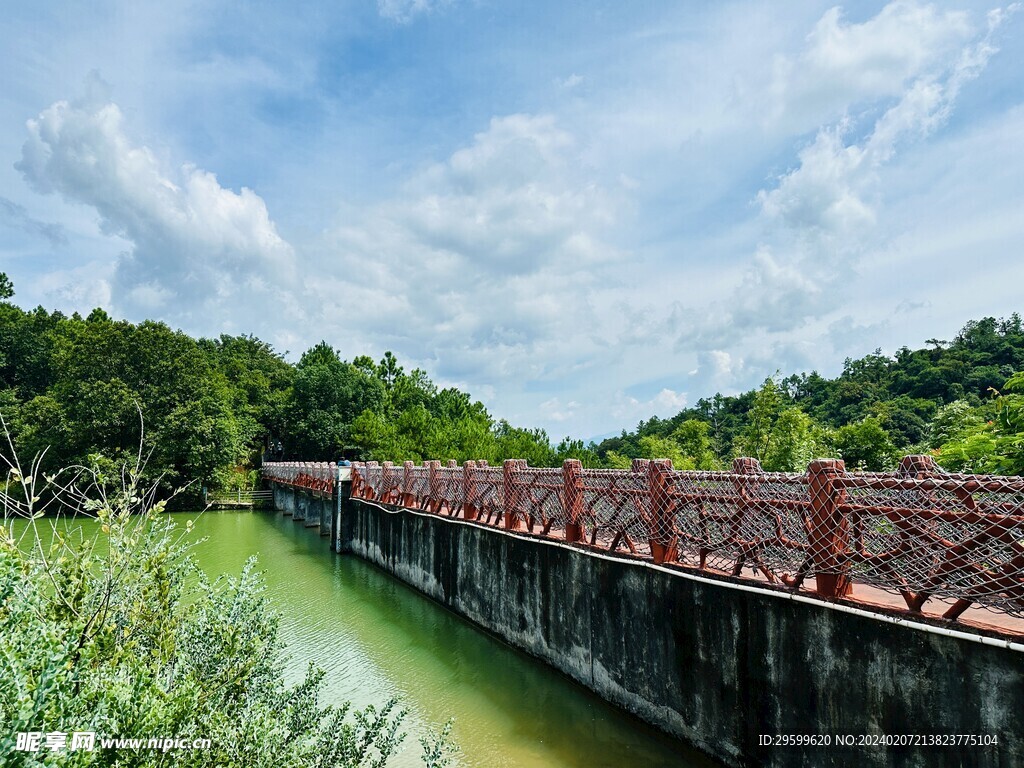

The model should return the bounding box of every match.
[263,456,1024,626]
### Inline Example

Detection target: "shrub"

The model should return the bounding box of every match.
[0,438,456,767]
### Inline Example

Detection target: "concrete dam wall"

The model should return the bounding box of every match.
[338,497,1023,768]
[270,482,1023,768]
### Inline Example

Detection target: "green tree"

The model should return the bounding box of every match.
[638,435,692,469]
[671,420,720,469]
[286,343,386,459]
[936,373,1024,474]
[554,438,601,468]
[493,420,555,466]
[833,417,898,471]
[603,450,633,469]
[0,445,455,767]
[929,400,983,448]
[202,334,294,458]
[735,378,787,463]
[0,271,13,300]
[993,372,1024,473]
[762,408,832,472]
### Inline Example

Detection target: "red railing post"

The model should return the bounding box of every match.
[807,458,852,598]
[503,459,518,530]
[647,459,676,564]
[381,461,395,504]
[402,461,415,507]
[462,461,478,520]
[427,460,440,513]
[350,462,361,498]
[366,461,379,500]
[898,454,941,478]
[563,459,584,543]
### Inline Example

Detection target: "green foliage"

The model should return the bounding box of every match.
[0,272,13,300]
[553,438,601,468]
[935,372,1024,474]
[346,355,559,467]
[493,421,555,467]
[731,380,832,471]
[735,378,787,463]
[929,400,983,448]
[594,315,1024,474]
[285,343,385,458]
[420,719,459,768]
[4,299,1024,480]
[671,420,720,470]
[638,435,692,469]
[603,450,633,469]
[833,417,898,471]
[762,408,833,472]
[0,448,455,767]
[934,427,1001,473]
[0,305,295,499]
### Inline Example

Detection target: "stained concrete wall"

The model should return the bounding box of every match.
[270,483,331,534]
[336,498,1023,768]
[273,484,296,515]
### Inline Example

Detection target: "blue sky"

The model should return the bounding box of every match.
[2,1,1023,441]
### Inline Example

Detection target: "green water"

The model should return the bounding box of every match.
[22,511,715,767]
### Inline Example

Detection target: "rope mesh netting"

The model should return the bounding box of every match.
[265,456,1024,622]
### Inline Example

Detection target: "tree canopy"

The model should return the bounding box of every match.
[1,269,1022,496]
[591,314,1024,474]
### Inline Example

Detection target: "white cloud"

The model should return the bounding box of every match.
[4,1,1022,441]
[555,74,584,90]
[827,315,891,354]
[673,2,1013,360]
[0,196,67,246]
[611,388,688,423]
[320,114,625,393]
[762,4,1009,240]
[377,0,453,23]
[31,260,113,312]
[539,397,581,423]
[768,1,974,128]
[15,77,302,337]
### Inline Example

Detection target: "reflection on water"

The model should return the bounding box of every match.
[21,510,716,767]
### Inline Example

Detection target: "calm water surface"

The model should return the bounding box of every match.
[29,510,717,768]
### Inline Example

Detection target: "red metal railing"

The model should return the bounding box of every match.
[262,461,336,495]
[333,456,1024,624]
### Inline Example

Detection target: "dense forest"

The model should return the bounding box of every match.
[593,315,1024,475]
[1,271,1022,504]
[0,274,571,503]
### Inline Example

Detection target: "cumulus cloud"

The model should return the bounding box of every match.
[15,77,301,336]
[6,1,1020,441]
[673,1,1013,365]
[539,397,582,424]
[611,388,688,424]
[32,260,114,311]
[767,1,974,128]
[321,113,625,393]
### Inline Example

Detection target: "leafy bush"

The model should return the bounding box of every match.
[0,441,456,767]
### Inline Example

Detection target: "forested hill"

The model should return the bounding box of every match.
[0,276,567,503]
[1,268,1022,502]
[594,315,1024,475]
